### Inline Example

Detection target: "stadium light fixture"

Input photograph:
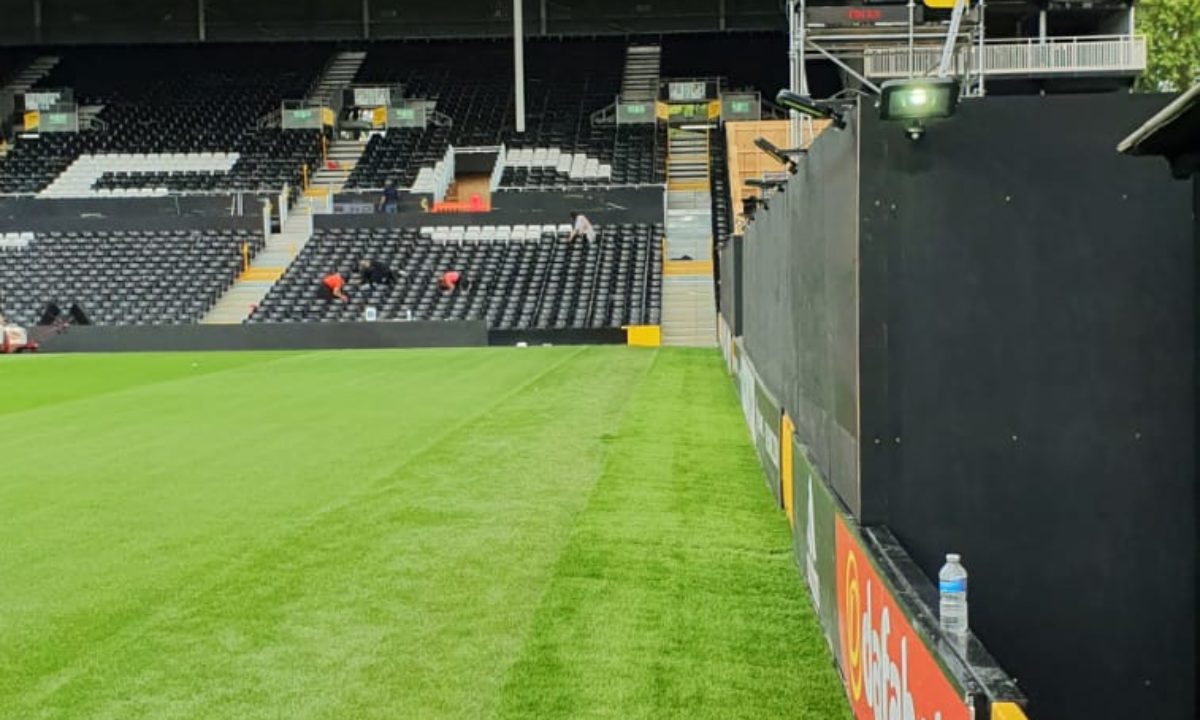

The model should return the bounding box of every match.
[775,90,846,130]
[878,78,960,141]
[753,137,803,175]
[745,178,787,193]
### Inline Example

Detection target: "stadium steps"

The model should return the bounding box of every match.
[661,275,717,347]
[203,203,315,324]
[312,138,369,194]
[308,51,368,107]
[659,127,716,346]
[3,56,59,95]
[667,128,710,191]
[621,45,661,102]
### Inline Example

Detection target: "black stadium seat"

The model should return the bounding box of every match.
[0,45,329,195]
[0,229,261,326]
[250,223,663,329]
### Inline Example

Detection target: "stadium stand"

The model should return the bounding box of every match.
[250,223,662,329]
[0,229,261,326]
[0,45,329,196]
[345,38,665,191]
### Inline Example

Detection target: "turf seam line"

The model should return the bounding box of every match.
[494,349,662,704]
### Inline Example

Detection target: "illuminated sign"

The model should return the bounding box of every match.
[353,87,391,107]
[617,101,656,124]
[668,81,708,102]
[808,5,919,26]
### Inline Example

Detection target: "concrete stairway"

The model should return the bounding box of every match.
[621,45,661,101]
[305,51,370,198]
[661,126,718,347]
[202,203,314,324]
[311,137,368,194]
[667,128,710,190]
[308,51,367,107]
[3,56,59,95]
[662,275,718,347]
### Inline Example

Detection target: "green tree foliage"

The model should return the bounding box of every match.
[1137,0,1200,91]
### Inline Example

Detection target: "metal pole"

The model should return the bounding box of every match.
[33,0,42,43]
[540,0,548,35]
[718,0,726,31]
[513,0,526,133]
[1038,8,1046,43]
[362,0,370,40]
[197,0,206,42]
[787,1,799,147]
[797,0,810,146]
[978,0,986,95]
[807,40,882,94]
[907,0,915,77]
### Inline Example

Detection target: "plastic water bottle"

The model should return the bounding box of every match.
[939,553,969,639]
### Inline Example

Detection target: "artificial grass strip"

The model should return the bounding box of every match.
[0,347,847,719]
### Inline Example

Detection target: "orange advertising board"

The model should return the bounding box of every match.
[835,514,973,720]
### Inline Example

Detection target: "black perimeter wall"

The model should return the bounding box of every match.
[741,118,861,515]
[738,94,1196,720]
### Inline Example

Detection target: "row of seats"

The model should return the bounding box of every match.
[0,229,261,326]
[345,37,665,190]
[251,224,663,329]
[0,45,329,195]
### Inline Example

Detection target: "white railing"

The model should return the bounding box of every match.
[490,143,506,193]
[864,35,1147,79]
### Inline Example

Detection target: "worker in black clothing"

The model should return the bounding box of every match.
[378,180,400,214]
[358,258,401,286]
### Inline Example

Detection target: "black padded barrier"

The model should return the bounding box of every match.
[737,93,1197,720]
[40,321,487,353]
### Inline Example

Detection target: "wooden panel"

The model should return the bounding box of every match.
[725,119,832,234]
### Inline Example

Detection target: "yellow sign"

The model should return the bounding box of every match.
[23,111,39,131]
[624,325,661,348]
[781,413,796,525]
[924,0,965,7]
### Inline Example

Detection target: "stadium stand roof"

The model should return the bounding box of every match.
[1118,83,1200,177]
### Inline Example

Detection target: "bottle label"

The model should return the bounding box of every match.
[939,579,966,594]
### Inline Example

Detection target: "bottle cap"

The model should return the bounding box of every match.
[946,553,961,563]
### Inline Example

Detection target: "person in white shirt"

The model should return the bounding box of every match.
[568,211,596,242]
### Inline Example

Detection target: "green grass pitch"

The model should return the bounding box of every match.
[0,346,849,719]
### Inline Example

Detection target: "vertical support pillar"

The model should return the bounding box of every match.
[540,0,548,35]
[33,0,42,43]
[363,0,370,39]
[978,0,986,95]
[514,0,527,133]
[1038,8,1047,42]
[197,0,206,42]
[908,0,915,75]
[787,0,798,148]
[718,0,726,31]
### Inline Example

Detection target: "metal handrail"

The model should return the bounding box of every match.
[864,34,1147,79]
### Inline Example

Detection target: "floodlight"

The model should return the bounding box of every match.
[753,137,798,174]
[879,78,959,122]
[879,78,959,140]
[775,90,846,130]
[746,178,787,193]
